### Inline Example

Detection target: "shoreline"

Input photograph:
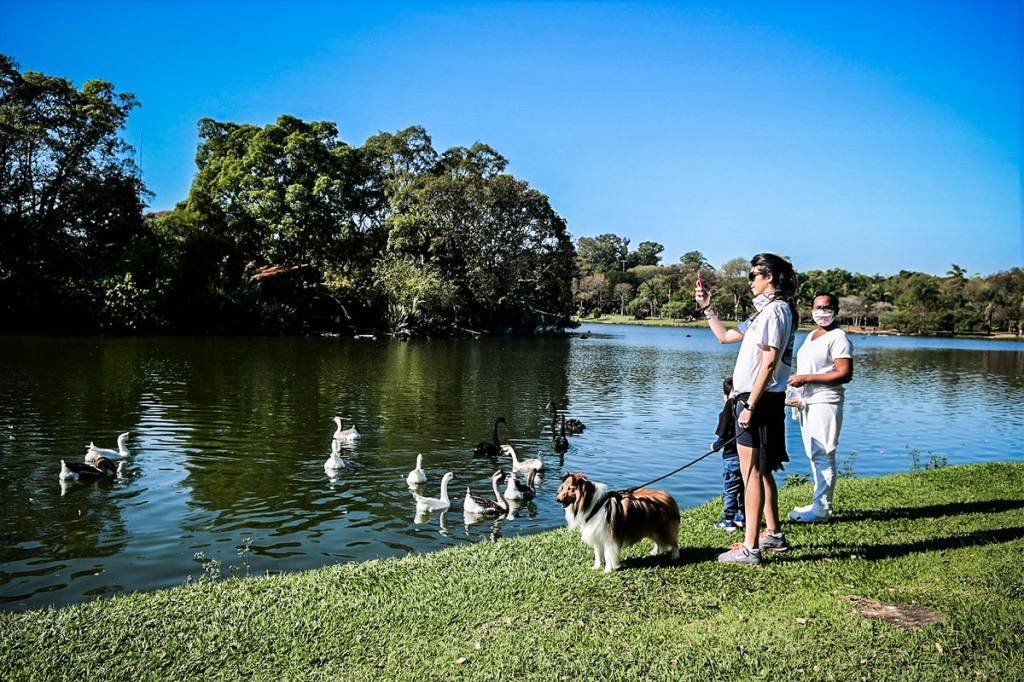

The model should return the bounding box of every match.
[3,462,1022,678]
[578,315,1024,341]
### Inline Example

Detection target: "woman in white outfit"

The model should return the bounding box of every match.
[786,293,853,522]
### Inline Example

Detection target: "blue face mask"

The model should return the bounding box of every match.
[752,293,771,312]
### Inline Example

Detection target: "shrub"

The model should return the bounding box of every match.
[624,297,648,320]
[661,301,689,319]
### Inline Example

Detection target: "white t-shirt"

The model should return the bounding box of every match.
[794,327,853,404]
[731,299,795,394]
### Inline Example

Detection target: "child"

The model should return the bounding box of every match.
[713,377,745,531]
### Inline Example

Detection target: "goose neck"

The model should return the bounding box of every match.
[491,475,507,510]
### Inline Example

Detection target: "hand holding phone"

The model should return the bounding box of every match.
[695,270,708,306]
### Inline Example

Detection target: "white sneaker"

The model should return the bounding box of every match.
[788,510,829,523]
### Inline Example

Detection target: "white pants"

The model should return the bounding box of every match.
[796,402,844,517]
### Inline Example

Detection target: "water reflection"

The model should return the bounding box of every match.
[1,329,1022,610]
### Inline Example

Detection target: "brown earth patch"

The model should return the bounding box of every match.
[845,595,947,629]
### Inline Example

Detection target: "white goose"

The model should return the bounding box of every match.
[406,454,427,486]
[332,416,361,442]
[324,439,346,471]
[504,467,539,501]
[84,432,130,465]
[412,472,454,513]
[463,471,508,516]
[503,444,543,473]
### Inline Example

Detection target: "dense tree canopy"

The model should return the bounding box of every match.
[0,56,576,335]
[2,56,1019,338]
[0,54,150,330]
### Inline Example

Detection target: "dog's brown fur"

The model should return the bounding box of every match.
[556,472,680,550]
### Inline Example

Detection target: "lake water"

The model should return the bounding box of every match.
[2,325,1022,610]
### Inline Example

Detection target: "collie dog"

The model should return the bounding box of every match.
[555,472,680,572]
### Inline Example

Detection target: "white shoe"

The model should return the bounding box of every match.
[788,510,829,523]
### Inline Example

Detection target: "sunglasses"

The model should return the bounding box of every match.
[747,271,765,282]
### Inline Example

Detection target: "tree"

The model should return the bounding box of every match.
[718,257,749,320]
[0,53,150,330]
[799,268,854,302]
[385,145,576,333]
[577,273,609,315]
[679,250,709,269]
[636,275,670,318]
[166,115,366,270]
[614,282,635,315]
[629,241,664,267]
[373,254,456,335]
[839,295,868,327]
[576,233,630,274]
[720,257,747,279]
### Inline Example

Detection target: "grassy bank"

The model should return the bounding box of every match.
[3,463,1023,680]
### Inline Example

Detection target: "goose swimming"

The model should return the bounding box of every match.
[552,415,569,453]
[473,417,506,457]
[565,417,585,433]
[503,444,543,473]
[504,466,539,501]
[406,453,427,486]
[333,416,361,442]
[412,472,454,513]
[547,400,585,434]
[60,457,117,482]
[324,439,347,471]
[463,470,508,516]
[84,432,130,465]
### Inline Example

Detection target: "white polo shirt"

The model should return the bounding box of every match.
[731,299,795,395]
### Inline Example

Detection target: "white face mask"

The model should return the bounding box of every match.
[752,293,771,312]
[812,310,835,327]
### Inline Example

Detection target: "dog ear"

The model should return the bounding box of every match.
[559,472,572,481]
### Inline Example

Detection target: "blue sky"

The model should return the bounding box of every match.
[2,0,1020,275]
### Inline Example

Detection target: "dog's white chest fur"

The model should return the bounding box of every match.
[565,484,621,572]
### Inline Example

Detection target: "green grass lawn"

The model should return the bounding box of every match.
[3,463,1023,680]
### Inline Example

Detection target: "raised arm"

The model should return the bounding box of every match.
[695,286,744,344]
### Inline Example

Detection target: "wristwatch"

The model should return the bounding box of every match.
[744,400,756,411]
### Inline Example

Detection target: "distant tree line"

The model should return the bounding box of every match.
[574,235,1024,335]
[3,56,1019,338]
[0,55,575,335]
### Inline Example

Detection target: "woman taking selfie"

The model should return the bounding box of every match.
[696,253,798,565]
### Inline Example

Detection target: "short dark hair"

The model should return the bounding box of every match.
[814,293,840,310]
[722,377,733,395]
